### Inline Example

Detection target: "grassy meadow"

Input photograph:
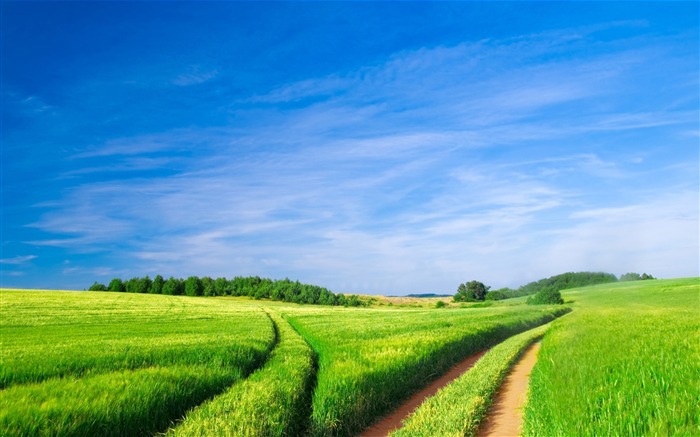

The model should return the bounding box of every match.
[1,278,698,436]
[523,278,700,436]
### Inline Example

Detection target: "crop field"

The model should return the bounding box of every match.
[283,305,567,436]
[1,278,698,436]
[0,290,275,436]
[393,323,550,436]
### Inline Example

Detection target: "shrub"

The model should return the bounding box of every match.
[485,289,508,301]
[527,289,564,305]
[89,282,107,291]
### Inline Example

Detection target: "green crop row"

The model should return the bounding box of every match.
[1,290,274,387]
[0,290,276,436]
[167,311,316,436]
[393,323,550,437]
[285,305,569,436]
[523,278,700,436]
[0,365,243,437]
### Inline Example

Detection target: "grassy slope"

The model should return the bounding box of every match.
[523,278,700,436]
[0,290,275,436]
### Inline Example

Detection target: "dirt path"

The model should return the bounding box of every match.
[359,350,487,437]
[477,342,541,437]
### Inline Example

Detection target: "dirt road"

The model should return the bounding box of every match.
[477,342,541,437]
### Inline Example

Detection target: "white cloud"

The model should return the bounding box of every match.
[24,24,699,293]
[172,66,219,86]
[0,255,37,265]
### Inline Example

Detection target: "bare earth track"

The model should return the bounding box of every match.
[477,342,541,437]
[359,350,487,437]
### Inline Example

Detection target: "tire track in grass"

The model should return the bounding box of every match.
[166,309,317,436]
[0,308,277,437]
[360,349,488,436]
[391,324,552,437]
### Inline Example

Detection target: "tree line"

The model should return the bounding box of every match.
[88,275,365,306]
[455,271,656,303]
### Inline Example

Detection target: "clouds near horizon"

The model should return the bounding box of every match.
[2,2,698,293]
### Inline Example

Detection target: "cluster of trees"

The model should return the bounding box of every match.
[454,271,651,303]
[619,272,655,281]
[484,272,619,301]
[89,275,365,306]
[453,281,490,302]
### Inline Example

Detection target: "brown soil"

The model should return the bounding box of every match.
[477,342,541,437]
[359,349,487,437]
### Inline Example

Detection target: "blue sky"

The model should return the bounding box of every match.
[2,2,698,295]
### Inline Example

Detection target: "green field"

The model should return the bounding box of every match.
[523,278,700,436]
[1,278,698,436]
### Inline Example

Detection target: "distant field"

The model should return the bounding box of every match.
[1,278,697,436]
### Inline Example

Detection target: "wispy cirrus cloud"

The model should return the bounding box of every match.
[172,65,219,86]
[19,20,700,292]
[0,255,37,265]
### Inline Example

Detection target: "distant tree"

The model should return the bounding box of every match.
[162,277,183,295]
[346,294,363,307]
[336,293,347,306]
[150,274,164,294]
[485,288,511,301]
[620,272,642,281]
[108,278,125,292]
[641,273,656,280]
[214,277,229,296]
[185,276,203,296]
[201,276,215,296]
[124,276,151,293]
[454,280,490,302]
[435,300,447,308]
[89,282,107,291]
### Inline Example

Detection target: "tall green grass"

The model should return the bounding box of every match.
[0,290,275,436]
[286,305,569,436]
[393,323,550,437]
[167,311,316,436]
[1,290,274,387]
[523,278,700,436]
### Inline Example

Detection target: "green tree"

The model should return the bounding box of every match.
[162,277,183,295]
[201,276,215,296]
[485,288,510,301]
[108,278,125,292]
[150,274,164,294]
[185,276,203,296]
[453,280,490,302]
[620,272,642,281]
[88,282,107,291]
[213,277,229,296]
